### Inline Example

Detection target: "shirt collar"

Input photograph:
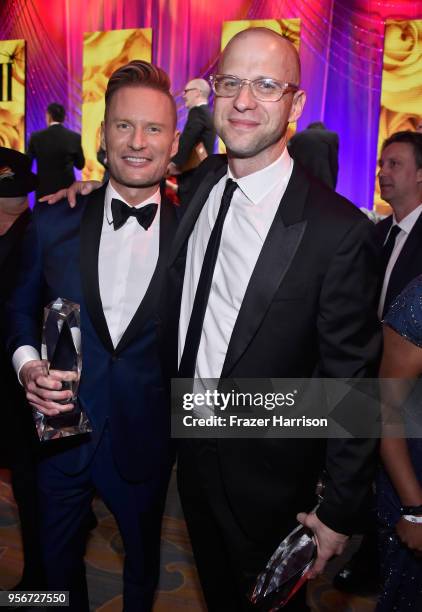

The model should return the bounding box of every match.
[227,147,292,205]
[105,182,161,225]
[392,203,422,235]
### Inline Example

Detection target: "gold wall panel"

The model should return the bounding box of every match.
[375,20,422,214]
[0,39,25,152]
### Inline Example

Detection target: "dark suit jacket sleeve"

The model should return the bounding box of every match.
[73,134,85,170]
[5,207,44,356]
[315,217,381,534]
[172,107,205,167]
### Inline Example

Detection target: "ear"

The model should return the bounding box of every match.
[171,129,180,158]
[417,167,422,184]
[100,121,106,151]
[288,89,306,123]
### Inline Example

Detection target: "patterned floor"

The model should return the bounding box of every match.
[0,468,377,611]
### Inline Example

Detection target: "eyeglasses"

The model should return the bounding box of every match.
[209,74,299,102]
[183,87,199,94]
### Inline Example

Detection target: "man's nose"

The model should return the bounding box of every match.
[233,82,257,112]
[130,127,146,149]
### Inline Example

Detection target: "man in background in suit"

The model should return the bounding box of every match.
[164,28,381,611]
[27,102,85,199]
[334,130,422,594]
[6,61,179,611]
[0,147,43,591]
[288,121,339,189]
[377,130,422,318]
[167,78,215,203]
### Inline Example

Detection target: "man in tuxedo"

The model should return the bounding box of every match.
[288,121,339,189]
[167,78,216,203]
[27,102,85,199]
[334,130,422,594]
[6,61,179,611]
[0,147,44,590]
[163,28,381,611]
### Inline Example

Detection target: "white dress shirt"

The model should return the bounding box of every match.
[178,148,293,379]
[13,182,161,376]
[378,203,422,319]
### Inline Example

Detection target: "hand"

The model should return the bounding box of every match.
[20,360,78,416]
[39,180,102,207]
[167,161,181,176]
[396,516,422,554]
[297,511,349,579]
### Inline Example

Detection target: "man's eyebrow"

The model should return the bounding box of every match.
[112,118,166,127]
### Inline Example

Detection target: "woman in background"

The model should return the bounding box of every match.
[377,275,422,611]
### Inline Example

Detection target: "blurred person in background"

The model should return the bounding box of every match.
[0,146,44,590]
[27,102,85,200]
[167,78,215,204]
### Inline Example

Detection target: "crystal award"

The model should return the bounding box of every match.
[36,297,91,441]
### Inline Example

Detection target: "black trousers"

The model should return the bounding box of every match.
[177,440,310,612]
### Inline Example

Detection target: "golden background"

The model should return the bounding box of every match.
[0,40,25,152]
[375,20,422,214]
[82,28,152,181]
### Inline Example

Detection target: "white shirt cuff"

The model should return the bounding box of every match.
[12,345,41,384]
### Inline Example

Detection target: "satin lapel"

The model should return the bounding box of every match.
[168,163,227,268]
[79,183,114,353]
[115,196,178,354]
[221,164,309,377]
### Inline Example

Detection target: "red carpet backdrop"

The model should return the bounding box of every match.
[0,0,422,207]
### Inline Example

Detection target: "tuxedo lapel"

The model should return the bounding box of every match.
[168,163,227,267]
[221,164,309,377]
[115,196,178,354]
[79,184,114,354]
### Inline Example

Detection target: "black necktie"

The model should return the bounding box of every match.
[179,179,238,378]
[111,198,158,231]
[381,224,401,317]
[380,224,401,277]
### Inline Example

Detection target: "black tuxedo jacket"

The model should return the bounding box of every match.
[172,104,216,169]
[0,209,37,465]
[162,154,381,542]
[27,124,85,198]
[376,211,422,313]
[288,128,339,189]
[6,185,176,482]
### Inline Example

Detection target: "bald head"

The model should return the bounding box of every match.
[213,26,306,176]
[183,77,211,109]
[186,78,211,99]
[219,28,301,85]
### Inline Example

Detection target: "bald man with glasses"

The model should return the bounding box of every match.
[162,28,381,611]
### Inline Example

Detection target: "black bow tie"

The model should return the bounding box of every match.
[111,198,158,231]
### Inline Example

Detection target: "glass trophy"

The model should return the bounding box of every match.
[35,297,91,441]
